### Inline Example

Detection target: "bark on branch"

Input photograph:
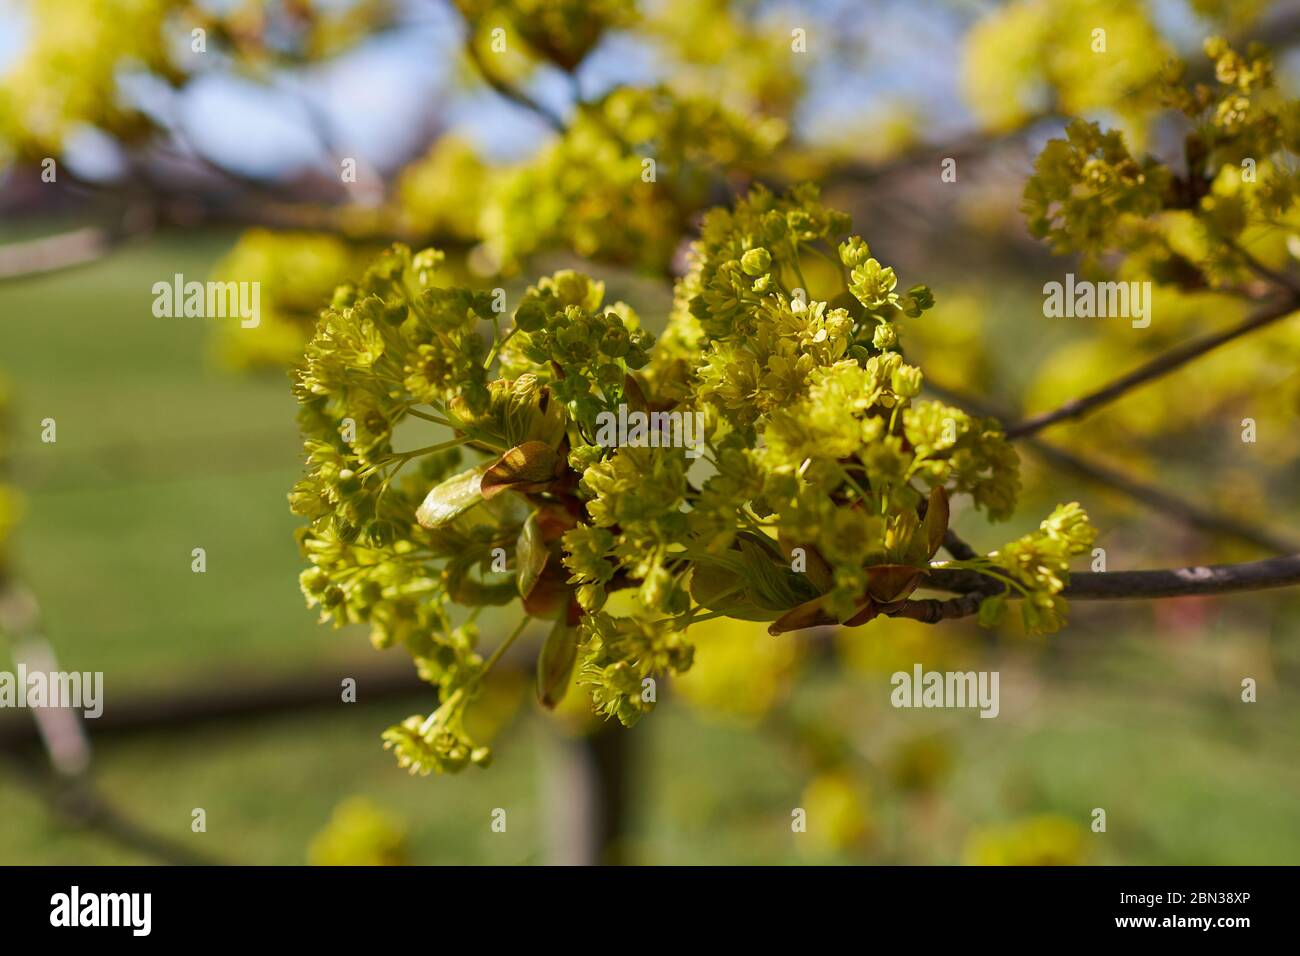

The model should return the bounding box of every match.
[0,225,124,281]
[1004,295,1300,438]
[462,38,566,134]
[923,381,1300,554]
[909,553,1300,624]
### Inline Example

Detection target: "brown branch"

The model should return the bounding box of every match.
[2,752,227,866]
[921,552,1300,608]
[0,185,476,285]
[1019,434,1300,554]
[0,211,157,282]
[462,37,566,134]
[942,530,976,562]
[1004,294,1300,438]
[1061,552,1300,599]
[0,581,227,865]
[0,657,428,749]
[1221,236,1300,296]
[924,381,1300,555]
[883,592,984,623]
[822,112,1058,189]
[882,552,1300,624]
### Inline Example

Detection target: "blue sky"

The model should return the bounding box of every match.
[0,0,983,178]
[1,0,1293,181]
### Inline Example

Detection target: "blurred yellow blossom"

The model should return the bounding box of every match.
[308,797,409,866]
[672,617,800,725]
[963,813,1088,865]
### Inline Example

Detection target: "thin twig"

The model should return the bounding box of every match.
[942,529,981,562]
[883,552,1300,624]
[1004,294,1300,438]
[0,204,158,283]
[1221,235,1300,296]
[462,38,566,134]
[884,592,984,623]
[1021,435,1300,553]
[921,552,1300,606]
[822,111,1058,189]
[923,381,1300,554]
[2,752,226,865]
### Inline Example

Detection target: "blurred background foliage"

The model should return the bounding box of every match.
[1,0,1299,864]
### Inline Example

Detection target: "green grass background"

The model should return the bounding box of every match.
[0,230,1297,864]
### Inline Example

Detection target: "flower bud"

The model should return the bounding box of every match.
[741,247,772,276]
[300,566,330,595]
[337,468,361,496]
[839,236,871,268]
[890,365,923,398]
[513,300,547,333]
[331,283,359,309]
[577,582,607,612]
[872,324,899,350]
[599,325,630,357]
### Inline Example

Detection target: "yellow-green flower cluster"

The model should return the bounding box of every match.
[1023,119,1170,262]
[1194,37,1282,148]
[578,445,691,617]
[960,0,1170,134]
[308,798,409,867]
[498,271,654,434]
[1024,39,1300,272]
[1011,37,1300,482]
[679,185,930,426]
[289,186,1095,778]
[383,678,495,775]
[212,230,367,370]
[454,0,636,72]
[483,86,785,273]
[290,243,518,773]
[963,813,1088,866]
[0,0,182,160]
[576,612,694,725]
[396,136,490,241]
[977,503,1097,636]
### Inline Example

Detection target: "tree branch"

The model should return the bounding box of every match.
[1018,434,1300,554]
[884,592,984,623]
[923,381,1300,554]
[1,752,227,865]
[1221,236,1300,296]
[0,218,151,282]
[462,37,566,134]
[921,552,1300,609]
[822,112,1058,190]
[881,553,1300,625]
[942,528,981,562]
[1004,294,1300,438]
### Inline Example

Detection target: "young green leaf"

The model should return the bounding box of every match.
[516,510,548,600]
[923,485,950,559]
[415,463,491,529]
[689,560,777,621]
[737,538,815,610]
[537,619,579,708]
